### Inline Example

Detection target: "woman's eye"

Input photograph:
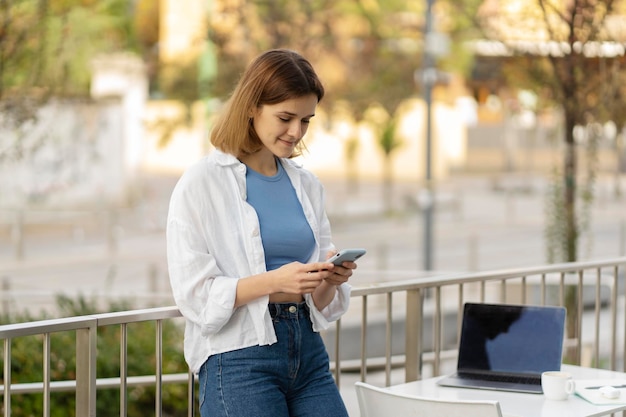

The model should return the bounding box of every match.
[278,116,311,124]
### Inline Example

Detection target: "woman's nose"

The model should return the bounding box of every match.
[288,122,303,138]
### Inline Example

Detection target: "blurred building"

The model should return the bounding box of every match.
[3,0,625,210]
[142,0,469,182]
[144,0,625,182]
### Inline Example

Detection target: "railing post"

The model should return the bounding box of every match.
[334,319,341,386]
[188,370,195,417]
[121,323,128,417]
[3,339,11,417]
[156,320,163,417]
[76,323,97,417]
[43,333,51,417]
[433,287,441,377]
[385,292,393,387]
[360,296,368,382]
[405,288,422,382]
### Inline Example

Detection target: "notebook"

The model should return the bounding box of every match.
[437,302,566,394]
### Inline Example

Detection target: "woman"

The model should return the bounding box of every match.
[167,49,356,417]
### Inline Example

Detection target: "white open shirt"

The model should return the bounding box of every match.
[166,150,351,373]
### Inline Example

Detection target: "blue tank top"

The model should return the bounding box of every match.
[245,160,316,271]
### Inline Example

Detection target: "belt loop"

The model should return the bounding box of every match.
[269,303,278,318]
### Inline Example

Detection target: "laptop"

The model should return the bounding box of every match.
[437,302,566,394]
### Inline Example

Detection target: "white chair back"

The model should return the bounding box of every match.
[355,381,503,417]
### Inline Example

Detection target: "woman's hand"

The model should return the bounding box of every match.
[323,251,356,287]
[273,261,334,294]
[310,251,357,310]
[235,261,333,307]
[235,254,358,308]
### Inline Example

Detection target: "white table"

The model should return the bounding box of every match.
[386,365,626,417]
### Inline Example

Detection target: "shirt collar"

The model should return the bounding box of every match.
[212,149,241,167]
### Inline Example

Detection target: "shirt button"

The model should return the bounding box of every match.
[289,306,297,313]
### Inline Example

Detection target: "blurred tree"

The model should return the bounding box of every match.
[0,0,140,162]
[363,103,404,214]
[445,0,626,362]
[206,0,424,118]
[205,0,431,209]
[380,118,402,214]
[437,0,486,79]
[1,0,136,98]
[447,0,626,263]
[134,0,160,94]
[604,58,626,198]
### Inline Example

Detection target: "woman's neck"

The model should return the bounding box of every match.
[239,152,277,176]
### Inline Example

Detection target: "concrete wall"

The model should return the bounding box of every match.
[0,99,126,208]
[0,53,147,209]
[140,97,471,182]
[3,87,623,210]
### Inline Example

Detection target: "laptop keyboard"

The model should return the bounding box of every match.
[458,372,541,385]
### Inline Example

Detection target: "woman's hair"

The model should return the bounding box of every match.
[210,49,325,157]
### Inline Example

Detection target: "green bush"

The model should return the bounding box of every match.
[0,295,197,417]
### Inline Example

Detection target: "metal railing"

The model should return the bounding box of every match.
[1,306,189,417]
[333,257,626,387]
[1,257,625,416]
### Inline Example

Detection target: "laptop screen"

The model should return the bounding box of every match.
[457,303,566,375]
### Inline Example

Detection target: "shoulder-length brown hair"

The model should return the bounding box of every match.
[210,49,325,158]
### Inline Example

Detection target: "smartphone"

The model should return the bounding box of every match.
[329,248,367,266]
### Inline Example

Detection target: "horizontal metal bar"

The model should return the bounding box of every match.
[0,317,98,339]
[0,373,191,395]
[0,307,182,339]
[351,257,626,297]
[329,350,458,373]
[94,306,182,326]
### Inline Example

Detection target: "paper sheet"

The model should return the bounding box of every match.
[574,379,626,405]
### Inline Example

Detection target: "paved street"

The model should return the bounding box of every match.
[1,172,625,314]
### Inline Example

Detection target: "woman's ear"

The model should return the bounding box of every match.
[248,106,258,119]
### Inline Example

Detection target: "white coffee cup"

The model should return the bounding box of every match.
[542,371,575,400]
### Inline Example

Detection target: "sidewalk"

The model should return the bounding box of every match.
[1,173,625,313]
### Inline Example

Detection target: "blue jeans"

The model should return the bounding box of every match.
[198,302,348,417]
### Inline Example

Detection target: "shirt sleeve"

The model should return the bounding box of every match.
[305,283,351,331]
[166,185,238,336]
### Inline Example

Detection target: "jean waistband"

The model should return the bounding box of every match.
[268,302,308,319]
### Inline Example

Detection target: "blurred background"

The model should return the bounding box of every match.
[2,2,626,416]
[1,0,625,316]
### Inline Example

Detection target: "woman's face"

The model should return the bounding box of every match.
[251,94,318,158]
